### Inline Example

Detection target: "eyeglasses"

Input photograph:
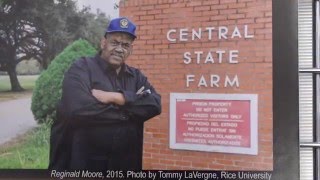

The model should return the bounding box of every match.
[107,39,132,51]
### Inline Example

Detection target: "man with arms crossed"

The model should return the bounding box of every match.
[49,17,161,170]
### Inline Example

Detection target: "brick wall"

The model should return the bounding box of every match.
[120,0,272,170]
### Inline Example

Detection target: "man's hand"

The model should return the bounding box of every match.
[92,89,125,105]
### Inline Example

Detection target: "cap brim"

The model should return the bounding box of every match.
[106,30,136,38]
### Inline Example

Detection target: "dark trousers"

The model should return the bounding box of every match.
[69,124,142,170]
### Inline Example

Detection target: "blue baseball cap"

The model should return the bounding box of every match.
[106,17,136,38]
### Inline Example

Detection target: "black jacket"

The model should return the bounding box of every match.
[48,55,161,170]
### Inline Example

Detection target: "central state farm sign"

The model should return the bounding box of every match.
[170,93,258,155]
[166,25,254,88]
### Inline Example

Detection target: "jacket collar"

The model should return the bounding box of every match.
[95,54,134,76]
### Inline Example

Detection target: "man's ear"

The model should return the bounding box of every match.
[100,38,106,49]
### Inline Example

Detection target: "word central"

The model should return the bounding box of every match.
[167,25,254,42]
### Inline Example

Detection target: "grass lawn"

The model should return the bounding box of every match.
[0,74,50,169]
[0,75,38,102]
[0,123,50,169]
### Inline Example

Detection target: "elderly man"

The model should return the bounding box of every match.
[49,17,161,170]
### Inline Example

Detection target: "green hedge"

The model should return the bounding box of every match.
[31,39,97,123]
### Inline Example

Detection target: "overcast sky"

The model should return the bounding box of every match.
[76,0,119,18]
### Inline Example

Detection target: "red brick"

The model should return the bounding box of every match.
[156,4,170,9]
[223,0,237,3]
[228,3,247,9]
[187,1,202,7]
[140,5,155,11]
[192,162,209,168]
[210,15,228,21]
[256,17,272,23]
[228,14,245,20]
[211,4,228,10]
[194,6,210,11]
[175,161,192,167]
[246,11,264,18]
[219,9,237,15]
[133,10,147,16]
[214,159,234,165]
[140,15,155,20]
[208,164,226,170]
[203,0,219,6]
[237,18,255,24]
[145,20,162,25]
[170,3,186,8]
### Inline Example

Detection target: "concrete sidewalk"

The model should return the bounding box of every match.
[0,97,38,145]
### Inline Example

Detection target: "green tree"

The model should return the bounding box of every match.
[0,0,46,91]
[0,0,109,91]
[31,39,97,123]
[38,1,109,69]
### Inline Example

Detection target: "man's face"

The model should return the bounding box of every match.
[100,32,134,69]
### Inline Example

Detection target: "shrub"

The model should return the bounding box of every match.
[31,39,97,123]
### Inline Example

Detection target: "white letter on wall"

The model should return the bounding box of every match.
[167,29,177,42]
[195,51,203,64]
[206,27,215,40]
[186,75,195,87]
[225,75,239,87]
[192,28,202,40]
[211,75,220,87]
[244,25,254,38]
[219,26,228,39]
[231,26,242,38]
[204,52,214,64]
[180,28,188,41]
[183,52,192,64]
[229,50,239,64]
[216,50,225,63]
[198,75,208,87]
